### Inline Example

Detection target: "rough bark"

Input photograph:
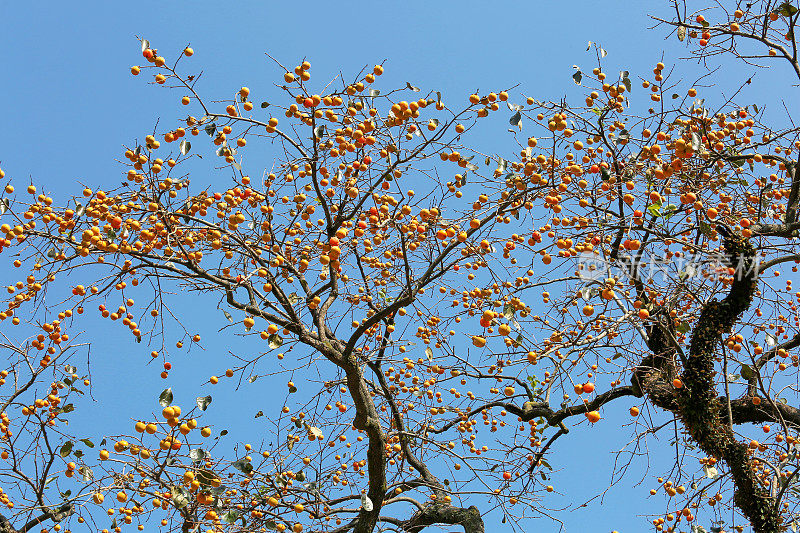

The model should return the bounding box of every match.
[0,515,17,533]
[402,504,485,533]
[641,229,779,533]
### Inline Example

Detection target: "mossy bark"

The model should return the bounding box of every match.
[643,232,779,533]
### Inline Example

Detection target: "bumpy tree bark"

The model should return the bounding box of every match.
[642,228,779,533]
[0,506,74,533]
[0,515,18,533]
[402,504,484,533]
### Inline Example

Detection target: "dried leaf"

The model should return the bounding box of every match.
[360,492,374,511]
[691,131,701,151]
[268,334,283,349]
[196,395,212,411]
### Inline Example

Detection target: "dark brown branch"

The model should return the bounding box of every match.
[401,504,484,533]
[0,504,74,533]
[658,228,778,533]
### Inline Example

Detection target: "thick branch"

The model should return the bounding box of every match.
[647,227,779,533]
[401,504,484,533]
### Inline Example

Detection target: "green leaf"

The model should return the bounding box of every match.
[698,220,713,238]
[728,147,744,168]
[740,364,755,380]
[572,70,582,85]
[80,438,94,448]
[620,74,632,93]
[222,511,240,524]
[777,2,798,16]
[204,123,217,136]
[647,203,662,218]
[60,441,73,457]
[159,388,173,407]
[171,487,189,509]
[662,204,677,219]
[264,520,277,530]
[233,458,253,474]
[513,333,523,348]
[196,469,217,487]
[196,395,212,411]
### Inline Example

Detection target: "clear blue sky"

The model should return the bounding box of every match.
[0,1,793,532]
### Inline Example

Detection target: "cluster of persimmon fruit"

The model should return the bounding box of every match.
[0,23,798,533]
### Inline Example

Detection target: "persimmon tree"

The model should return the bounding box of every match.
[0,1,799,532]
